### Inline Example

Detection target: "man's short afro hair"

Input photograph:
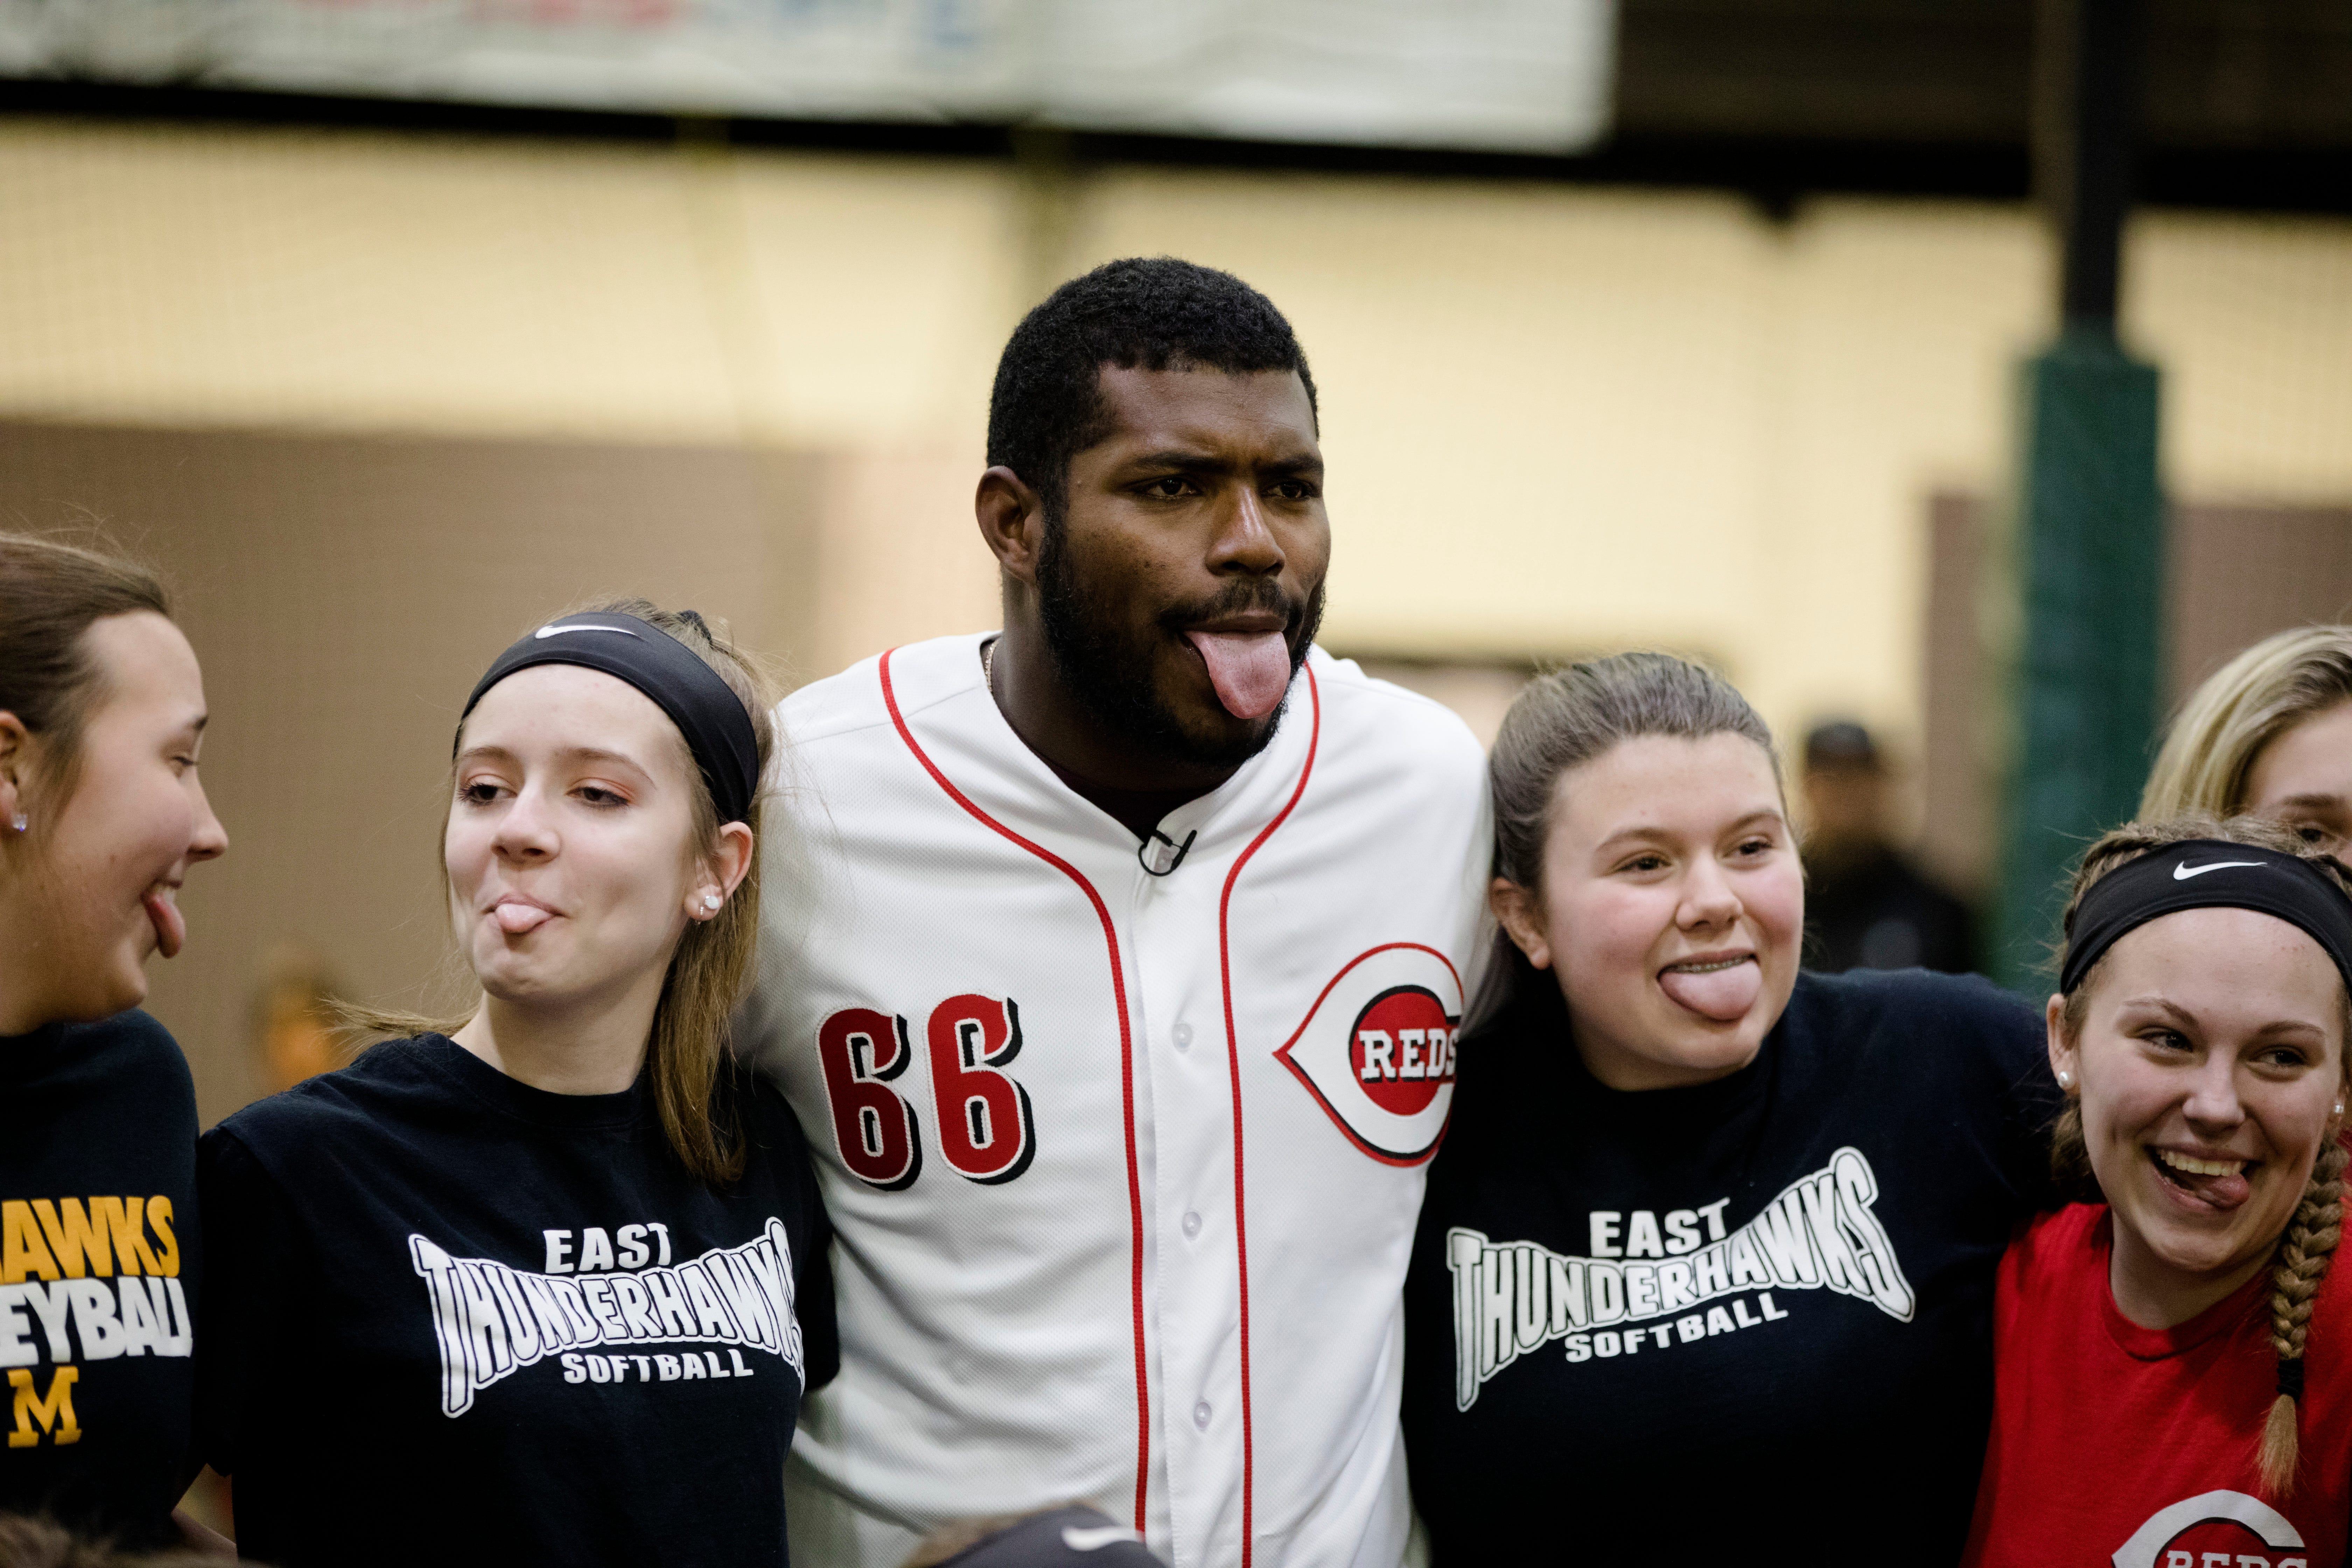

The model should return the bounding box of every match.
[987,256,1318,517]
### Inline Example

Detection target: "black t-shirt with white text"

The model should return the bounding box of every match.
[196,1034,836,1568]
[1,1010,200,1547]
[1402,968,2055,1564]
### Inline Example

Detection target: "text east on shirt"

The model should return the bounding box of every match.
[1401,970,2057,1565]
[742,634,1492,1568]
[195,1037,833,1568]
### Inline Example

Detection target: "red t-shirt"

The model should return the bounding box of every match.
[1966,1202,2352,1568]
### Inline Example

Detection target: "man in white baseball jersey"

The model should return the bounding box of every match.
[744,258,1489,1568]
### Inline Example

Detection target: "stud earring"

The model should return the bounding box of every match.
[2337,1102,2344,1118]
[702,893,722,913]
[8,813,23,833]
[2056,1070,2073,1090]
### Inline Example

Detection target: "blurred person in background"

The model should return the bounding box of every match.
[742,258,1490,1568]
[1401,653,2056,1565]
[1965,817,2352,1564]
[249,944,341,1096]
[195,602,833,1568]
[0,535,227,1551]
[1799,719,1974,974]
[2143,626,2352,865]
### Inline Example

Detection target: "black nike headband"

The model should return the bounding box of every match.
[2059,838,2352,997]
[457,611,761,827]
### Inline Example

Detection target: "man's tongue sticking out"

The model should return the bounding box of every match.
[1186,630,1292,720]
[1658,957,1762,1022]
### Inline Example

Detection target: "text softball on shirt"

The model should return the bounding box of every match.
[408,1216,806,1419]
[1447,1147,1914,1410]
[1,1196,192,1449]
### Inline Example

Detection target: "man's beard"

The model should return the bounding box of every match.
[1035,516,1324,772]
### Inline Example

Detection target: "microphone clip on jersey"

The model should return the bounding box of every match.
[1140,829,1197,877]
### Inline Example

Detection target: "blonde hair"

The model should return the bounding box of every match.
[2142,627,2352,821]
[347,598,778,1187]
[2051,812,2352,1497]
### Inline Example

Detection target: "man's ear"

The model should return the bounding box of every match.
[977,467,1045,591]
[1490,877,1552,971]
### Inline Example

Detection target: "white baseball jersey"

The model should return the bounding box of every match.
[743,632,1490,1568]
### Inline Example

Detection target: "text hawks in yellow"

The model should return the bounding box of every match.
[1,1196,189,1448]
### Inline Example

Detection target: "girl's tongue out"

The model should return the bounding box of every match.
[142,888,185,959]
[1657,955,1761,1022]
[495,902,553,936]
[2153,1148,2253,1208]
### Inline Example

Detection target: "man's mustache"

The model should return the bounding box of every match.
[1157,580,1315,644]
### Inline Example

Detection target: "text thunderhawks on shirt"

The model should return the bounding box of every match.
[409,1217,806,1418]
[1448,1146,1914,1409]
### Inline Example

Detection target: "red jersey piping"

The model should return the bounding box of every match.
[878,647,1153,1531]
[1215,664,1322,1568]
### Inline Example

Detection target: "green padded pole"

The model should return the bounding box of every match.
[1991,328,2162,992]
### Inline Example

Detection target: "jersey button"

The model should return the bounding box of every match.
[1193,1400,1212,1430]
[1173,1022,1193,1051]
[1182,1210,1202,1238]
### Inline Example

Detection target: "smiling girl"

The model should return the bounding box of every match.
[1400,652,2057,1565]
[194,602,833,1568]
[1,535,227,1546]
[1964,817,2352,1566]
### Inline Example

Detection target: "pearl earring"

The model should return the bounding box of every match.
[2337,1102,2344,1118]
[702,893,722,913]
[2057,1070,2073,1090]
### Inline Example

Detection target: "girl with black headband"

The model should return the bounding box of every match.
[1965,816,2352,1565]
[192,601,834,1568]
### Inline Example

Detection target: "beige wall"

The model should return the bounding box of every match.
[4,116,2351,1113]
[7,118,2348,727]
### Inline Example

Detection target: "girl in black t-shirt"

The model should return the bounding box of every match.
[196,601,835,1568]
[1400,652,2056,1566]
[1,534,229,1548]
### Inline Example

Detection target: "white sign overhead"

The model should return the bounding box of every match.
[0,0,1617,154]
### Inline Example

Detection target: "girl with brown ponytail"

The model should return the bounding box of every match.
[1965,814,2352,1567]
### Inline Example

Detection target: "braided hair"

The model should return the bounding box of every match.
[2263,1138,2348,1493]
[2051,812,2352,1498]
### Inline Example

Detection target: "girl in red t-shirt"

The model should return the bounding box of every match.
[1966,816,2352,1568]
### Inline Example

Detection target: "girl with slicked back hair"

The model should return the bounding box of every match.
[1401,651,2059,1568]
[1964,814,2352,1564]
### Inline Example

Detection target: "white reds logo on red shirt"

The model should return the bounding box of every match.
[2114,1490,2309,1568]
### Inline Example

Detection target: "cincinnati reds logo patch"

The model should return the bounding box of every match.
[1275,943,1462,1166]
[2112,1491,2309,1568]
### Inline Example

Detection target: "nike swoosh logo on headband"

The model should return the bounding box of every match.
[1063,1526,1143,1551]
[534,623,640,639]
[2174,860,2265,880]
